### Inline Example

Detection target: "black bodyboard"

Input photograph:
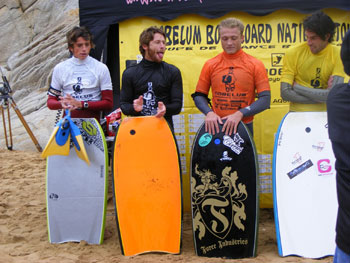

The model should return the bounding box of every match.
[190,121,259,259]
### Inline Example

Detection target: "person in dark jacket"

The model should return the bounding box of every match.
[120,26,183,129]
[327,29,350,263]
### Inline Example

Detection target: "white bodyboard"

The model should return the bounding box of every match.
[46,118,108,244]
[273,112,338,258]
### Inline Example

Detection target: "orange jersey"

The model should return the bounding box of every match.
[196,49,270,123]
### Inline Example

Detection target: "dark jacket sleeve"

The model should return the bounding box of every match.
[164,66,183,117]
[120,68,141,116]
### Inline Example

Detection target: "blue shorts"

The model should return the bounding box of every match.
[334,245,350,263]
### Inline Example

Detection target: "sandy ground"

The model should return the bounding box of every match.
[0,149,333,263]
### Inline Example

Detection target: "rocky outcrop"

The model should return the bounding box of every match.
[0,0,79,151]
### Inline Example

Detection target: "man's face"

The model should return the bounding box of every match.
[69,37,91,60]
[305,30,330,54]
[220,27,244,55]
[143,33,166,63]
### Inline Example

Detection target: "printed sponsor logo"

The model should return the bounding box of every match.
[199,133,212,147]
[277,131,283,146]
[192,165,247,244]
[312,142,325,152]
[317,159,332,174]
[220,151,232,161]
[82,121,97,136]
[291,152,302,165]
[287,159,313,179]
[49,193,59,200]
[271,53,284,67]
[72,77,83,94]
[142,82,158,116]
[223,133,244,155]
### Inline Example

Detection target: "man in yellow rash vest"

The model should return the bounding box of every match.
[280,11,346,112]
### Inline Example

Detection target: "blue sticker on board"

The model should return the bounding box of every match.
[198,133,212,147]
[214,138,221,145]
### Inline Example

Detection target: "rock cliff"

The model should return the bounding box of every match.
[0,0,79,151]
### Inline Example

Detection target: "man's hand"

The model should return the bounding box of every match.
[59,94,81,110]
[133,95,143,112]
[222,111,243,135]
[205,111,222,135]
[155,101,166,118]
[327,76,334,89]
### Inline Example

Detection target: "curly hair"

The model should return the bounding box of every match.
[303,11,335,43]
[66,26,95,50]
[139,27,166,57]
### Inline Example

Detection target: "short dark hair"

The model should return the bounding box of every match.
[303,11,335,43]
[139,27,166,57]
[66,26,95,50]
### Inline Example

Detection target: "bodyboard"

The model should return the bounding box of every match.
[46,118,108,244]
[113,116,182,256]
[190,121,259,259]
[273,112,337,258]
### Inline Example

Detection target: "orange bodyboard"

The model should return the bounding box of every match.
[113,116,182,256]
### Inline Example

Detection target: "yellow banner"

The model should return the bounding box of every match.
[119,9,350,210]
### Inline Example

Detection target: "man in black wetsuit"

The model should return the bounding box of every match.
[120,26,183,129]
[327,29,350,263]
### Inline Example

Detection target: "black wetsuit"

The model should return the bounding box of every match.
[120,59,183,129]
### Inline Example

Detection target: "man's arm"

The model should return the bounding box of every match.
[292,76,344,103]
[239,90,271,117]
[329,75,345,87]
[280,82,317,103]
[221,90,271,135]
[192,92,212,115]
[120,70,140,116]
[163,67,183,116]
[192,92,222,135]
[84,90,113,110]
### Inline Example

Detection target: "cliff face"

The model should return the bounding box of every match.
[0,0,79,151]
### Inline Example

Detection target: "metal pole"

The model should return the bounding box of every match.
[9,97,42,152]
[0,104,13,150]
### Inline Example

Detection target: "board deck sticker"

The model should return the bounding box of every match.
[113,116,182,256]
[190,121,259,259]
[273,112,338,258]
[46,118,108,244]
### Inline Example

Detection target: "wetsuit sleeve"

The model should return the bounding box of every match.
[47,90,113,111]
[239,90,270,116]
[47,64,63,110]
[292,75,344,102]
[164,67,183,116]
[47,95,62,110]
[280,82,317,103]
[85,90,113,110]
[192,92,213,115]
[120,69,140,116]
